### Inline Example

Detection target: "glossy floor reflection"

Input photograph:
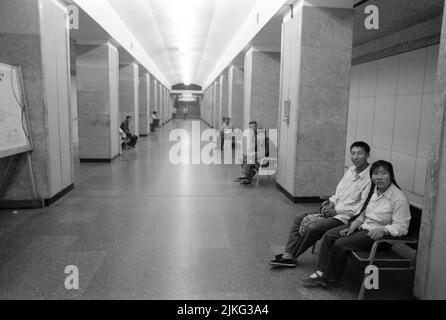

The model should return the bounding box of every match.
[0,120,414,300]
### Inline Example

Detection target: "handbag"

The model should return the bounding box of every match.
[299,213,325,236]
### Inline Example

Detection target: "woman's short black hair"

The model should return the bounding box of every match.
[350,141,371,154]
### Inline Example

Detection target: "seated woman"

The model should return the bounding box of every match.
[302,160,411,288]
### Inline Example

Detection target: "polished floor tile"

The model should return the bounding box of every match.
[0,120,413,300]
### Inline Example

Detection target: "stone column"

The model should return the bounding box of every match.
[0,0,74,208]
[153,79,158,114]
[228,66,245,130]
[214,79,221,128]
[213,81,219,128]
[149,74,156,122]
[205,89,210,125]
[158,84,163,124]
[210,84,215,128]
[139,72,150,136]
[163,87,166,123]
[415,4,446,300]
[119,63,139,136]
[276,1,354,200]
[243,48,280,130]
[69,39,80,175]
[77,43,120,162]
[219,74,229,121]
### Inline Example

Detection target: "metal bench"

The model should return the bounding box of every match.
[352,205,422,299]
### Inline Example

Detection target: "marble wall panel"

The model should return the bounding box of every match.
[228,66,244,130]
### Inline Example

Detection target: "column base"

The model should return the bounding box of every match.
[80,154,120,163]
[44,184,74,207]
[0,200,45,210]
[276,183,325,204]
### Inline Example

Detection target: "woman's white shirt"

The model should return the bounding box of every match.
[358,184,411,237]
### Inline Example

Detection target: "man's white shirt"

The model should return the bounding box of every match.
[330,165,372,224]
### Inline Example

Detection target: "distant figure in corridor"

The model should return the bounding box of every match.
[269,141,372,268]
[151,111,160,132]
[302,160,411,288]
[235,121,265,185]
[183,106,188,120]
[218,117,232,150]
[120,115,138,148]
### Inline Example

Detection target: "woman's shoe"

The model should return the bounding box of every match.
[302,274,328,288]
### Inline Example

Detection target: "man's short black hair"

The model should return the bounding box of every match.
[249,121,258,126]
[350,141,371,154]
[126,115,132,120]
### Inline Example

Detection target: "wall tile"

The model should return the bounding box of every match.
[376,55,399,96]
[350,65,360,96]
[424,45,440,94]
[359,60,377,97]
[391,151,416,192]
[393,94,422,156]
[356,97,375,145]
[347,95,358,143]
[373,95,396,150]
[349,45,438,197]
[371,147,392,163]
[397,48,427,95]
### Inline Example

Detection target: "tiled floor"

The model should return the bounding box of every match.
[0,120,414,300]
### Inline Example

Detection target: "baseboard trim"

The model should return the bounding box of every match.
[80,154,119,163]
[44,184,74,207]
[276,183,325,204]
[0,199,45,210]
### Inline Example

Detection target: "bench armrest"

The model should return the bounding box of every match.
[367,236,418,263]
[379,236,418,244]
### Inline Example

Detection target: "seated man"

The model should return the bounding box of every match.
[120,115,138,148]
[218,117,232,150]
[236,121,265,185]
[302,160,410,288]
[269,141,372,267]
[151,111,160,131]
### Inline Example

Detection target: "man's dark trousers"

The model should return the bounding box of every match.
[285,217,344,261]
[127,134,138,147]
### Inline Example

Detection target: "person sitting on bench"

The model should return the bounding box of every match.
[302,160,411,288]
[236,121,264,185]
[120,115,138,148]
[269,141,372,267]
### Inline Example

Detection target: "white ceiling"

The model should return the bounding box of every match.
[104,0,263,86]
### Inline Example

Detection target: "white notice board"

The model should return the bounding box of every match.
[0,63,32,159]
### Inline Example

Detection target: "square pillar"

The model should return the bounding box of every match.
[77,43,120,162]
[219,74,229,121]
[139,72,150,136]
[210,84,215,128]
[153,79,158,114]
[277,1,354,200]
[119,63,139,136]
[214,79,221,128]
[0,0,73,207]
[149,74,156,121]
[415,4,446,300]
[243,48,281,130]
[158,84,163,124]
[228,66,244,130]
[205,89,210,124]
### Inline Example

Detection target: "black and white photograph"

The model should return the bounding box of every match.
[0,0,445,306]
